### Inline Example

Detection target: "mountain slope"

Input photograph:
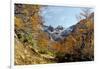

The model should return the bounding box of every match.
[54,13,94,62]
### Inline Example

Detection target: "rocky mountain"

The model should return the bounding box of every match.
[42,25,73,41]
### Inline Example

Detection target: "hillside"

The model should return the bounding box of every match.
[14,4,94,65]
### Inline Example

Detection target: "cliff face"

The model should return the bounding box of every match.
[14,4,94,65]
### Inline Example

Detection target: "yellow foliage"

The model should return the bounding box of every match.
[15,17,24,29]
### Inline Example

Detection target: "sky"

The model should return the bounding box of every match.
[40,5,93,28]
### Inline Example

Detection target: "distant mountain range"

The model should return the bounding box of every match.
[42,25,75,41]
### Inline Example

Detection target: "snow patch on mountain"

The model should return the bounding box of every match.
[42,25,74,41]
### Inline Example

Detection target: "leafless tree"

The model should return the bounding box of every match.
[76,8,92,21]
[80,8,92,19]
